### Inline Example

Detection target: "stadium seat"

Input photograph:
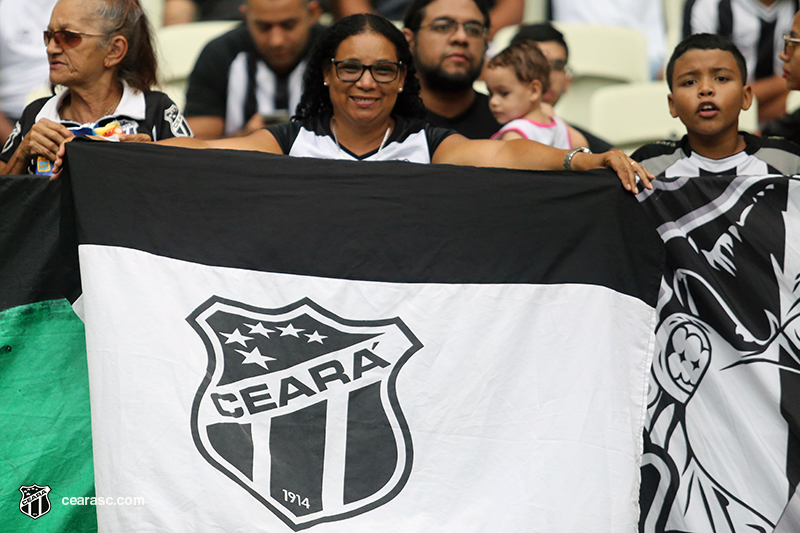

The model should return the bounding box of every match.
[522,0,547,23]
[787,90,800,114]
[589,81,759,154]
[663,0,686,55]
[154,20,239,111]
[140,0,165,30]
[488,24,519,57]
[552,23,650,130]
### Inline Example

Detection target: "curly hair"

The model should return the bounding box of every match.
[487,39,550,94]
[294,14,426,120]
[94,0,158,92]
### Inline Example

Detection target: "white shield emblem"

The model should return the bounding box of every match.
[19,484,51,519]
[188,296,421,530]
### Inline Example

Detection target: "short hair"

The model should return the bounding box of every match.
[93,0,158,92]
[666,33,747,91]
[294,14,425,120]
[511,23,568,60]
[487,39,550,93]
[403,0,490,33]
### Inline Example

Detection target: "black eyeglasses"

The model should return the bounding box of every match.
[331,60,403,83]
[419,18,486,38]
[784,33,800,54]
[44,29,107,49]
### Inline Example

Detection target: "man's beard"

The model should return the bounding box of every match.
[415,59,483,92]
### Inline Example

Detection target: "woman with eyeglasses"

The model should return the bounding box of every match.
[61,14,651,192]
[0,0,191,175]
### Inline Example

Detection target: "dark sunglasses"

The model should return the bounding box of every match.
[43,29,107,49]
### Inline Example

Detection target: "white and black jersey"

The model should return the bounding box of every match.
[185,25,322,137]
[631,132,800,177]
[266,114,457,163]
[683,0,799,80]
[1,83,192,173]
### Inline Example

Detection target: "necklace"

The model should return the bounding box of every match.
[331,117,392,157]
[59,91,121,123]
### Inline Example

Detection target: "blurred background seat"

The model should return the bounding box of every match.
[589,81,759,154]
[154,20,239,110]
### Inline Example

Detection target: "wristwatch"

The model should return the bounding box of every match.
[563,147,592,171]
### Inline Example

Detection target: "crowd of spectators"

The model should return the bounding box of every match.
[3,0,800,186]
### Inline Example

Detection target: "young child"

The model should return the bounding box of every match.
[632,33,800,177]
[484,40,588,149]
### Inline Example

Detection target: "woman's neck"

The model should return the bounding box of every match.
[330,114,394,156]
[60,78,123,124]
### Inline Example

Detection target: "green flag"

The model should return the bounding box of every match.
[0,176,95,530]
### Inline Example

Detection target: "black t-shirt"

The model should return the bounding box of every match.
[423,91,500,140]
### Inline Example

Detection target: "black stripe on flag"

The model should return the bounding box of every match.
[0,176,69,311]
[62,141,662,304]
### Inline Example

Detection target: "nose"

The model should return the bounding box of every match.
[449,23,469,44]
[698,78,714,97]
[355,68,378,89]
[46,36,61,54]
[780,48,790,62]
[267,29,285,48]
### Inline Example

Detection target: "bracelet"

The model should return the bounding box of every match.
[563,147,592,171]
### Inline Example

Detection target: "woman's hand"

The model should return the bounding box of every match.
[16,119,74,163]
[572,149,654,194]
[50,135,74,180]
[51,132,154,179]
[117,133,152,143]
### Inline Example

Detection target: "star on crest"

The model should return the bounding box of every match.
[278,323,304,337]
[306,330,327,344]
[221,328,252,347]
[245,322,274,337]
[236,346,277,370]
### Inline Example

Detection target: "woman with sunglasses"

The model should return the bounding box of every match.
[0,0,191,175]
[59,14,651,192]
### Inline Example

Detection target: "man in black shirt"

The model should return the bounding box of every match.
[402,0,501,139]
[184,0,322,139]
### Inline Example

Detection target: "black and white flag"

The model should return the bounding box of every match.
[63,142,661,532]
[638,175,800,532]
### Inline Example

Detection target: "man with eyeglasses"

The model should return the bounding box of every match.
[510,22,612,153]
[402,0,501,139]
[184,0,323,139]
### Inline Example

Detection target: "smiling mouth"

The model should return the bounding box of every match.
[351,96,379,104]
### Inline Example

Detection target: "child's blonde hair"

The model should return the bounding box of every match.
[487,40,551,94]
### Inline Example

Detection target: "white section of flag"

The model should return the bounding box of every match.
[78,244,655,533]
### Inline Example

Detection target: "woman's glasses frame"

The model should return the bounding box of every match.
[330,59,404,83]
[43,29,107,50]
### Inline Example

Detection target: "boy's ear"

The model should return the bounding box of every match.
[667,93,678,119]
[741,83,754,111]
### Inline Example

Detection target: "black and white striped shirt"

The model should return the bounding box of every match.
[185,25,322,136]
[683,0,799,81]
